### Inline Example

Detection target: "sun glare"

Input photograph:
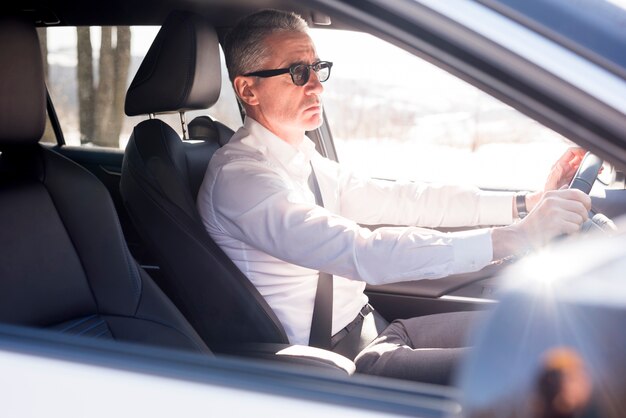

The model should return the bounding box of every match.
[606,0,626,8]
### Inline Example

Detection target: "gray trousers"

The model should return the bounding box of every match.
[352,310,484,385]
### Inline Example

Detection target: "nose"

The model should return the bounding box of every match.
[304,69,324,95]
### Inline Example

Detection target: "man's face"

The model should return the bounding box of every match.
[236,31,324,143]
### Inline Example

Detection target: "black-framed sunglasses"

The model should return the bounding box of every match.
[244,61,333,86]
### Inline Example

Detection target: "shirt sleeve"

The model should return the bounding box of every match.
[209,159,495,285]
[313,156,515,228]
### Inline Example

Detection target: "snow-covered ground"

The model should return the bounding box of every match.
[61,129,569,193]
[335,138,570,191]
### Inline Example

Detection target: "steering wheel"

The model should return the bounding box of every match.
[568,152,617,233]
[568,152,603,194]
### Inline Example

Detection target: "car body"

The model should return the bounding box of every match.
[1,0,625,416]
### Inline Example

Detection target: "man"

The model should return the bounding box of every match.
[197,9,591,384]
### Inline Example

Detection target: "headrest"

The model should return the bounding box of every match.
[125,11,221,116]
[0,17,46,148]
[188,115,231,147]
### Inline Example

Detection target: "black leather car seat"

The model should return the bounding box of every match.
[120,11,294,348]
[120,11,356,373]
[0,15,210,354]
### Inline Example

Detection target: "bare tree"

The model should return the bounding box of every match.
[93,27,115,146]
[110,26,131,147]
[36,27,49,78]
[37,27,56,144]
[76,27,131,147]
[77,27,95,143]
[470,96,483,152]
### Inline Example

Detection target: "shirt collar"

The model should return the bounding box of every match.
[239,117,316,178]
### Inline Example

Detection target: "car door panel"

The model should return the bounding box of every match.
[365,264,504,320]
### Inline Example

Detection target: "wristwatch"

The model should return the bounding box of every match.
[516,191,529,219]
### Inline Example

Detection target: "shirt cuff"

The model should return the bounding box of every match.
[477,191,515,225]
[449,228,494,275]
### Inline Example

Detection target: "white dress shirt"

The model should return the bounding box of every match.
[197,117,515,345]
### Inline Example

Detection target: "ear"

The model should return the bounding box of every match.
[233,76,259,106]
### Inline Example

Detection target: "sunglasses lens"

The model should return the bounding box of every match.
[315,62,330,82]
[291,65,309,86]
[290,62,332,86]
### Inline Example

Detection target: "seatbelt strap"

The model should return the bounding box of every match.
[307,164,333,350]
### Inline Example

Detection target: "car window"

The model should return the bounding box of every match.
[312,29,573,191]
[38,26,241,149]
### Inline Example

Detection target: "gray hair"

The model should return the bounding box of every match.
[224,9,309,82]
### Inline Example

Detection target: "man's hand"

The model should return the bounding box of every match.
[545,147,587,191]
[525,147,587,213]
[493,188,591,260]
[518,189,591,246]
